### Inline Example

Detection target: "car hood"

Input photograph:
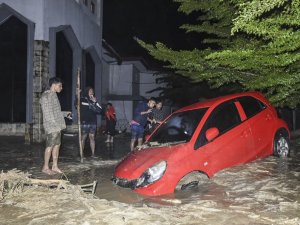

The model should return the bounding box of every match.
[114,143,188,179]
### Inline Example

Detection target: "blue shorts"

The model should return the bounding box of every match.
[81,123,97,134]
[131,124,144,139]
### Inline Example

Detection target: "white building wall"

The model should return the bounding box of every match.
[100,55,169,131]
[43,0,102,55]
[101,61,110,101]
[139,72,165,98]
[102,63,167,133]
[0,0,43,36]
[109,64,133,95]
[111,100,132,132]
[0,0,102,55]
[0,0,103,139]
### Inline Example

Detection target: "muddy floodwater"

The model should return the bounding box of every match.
[0,134,299,225]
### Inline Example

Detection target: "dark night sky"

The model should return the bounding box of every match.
[102,0,203,68]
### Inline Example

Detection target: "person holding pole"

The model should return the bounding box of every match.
[40,77,71,175]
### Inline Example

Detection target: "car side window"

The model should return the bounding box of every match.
[238,96,266,119]
[194,101,241,149]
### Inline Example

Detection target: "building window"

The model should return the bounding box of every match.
[83,0,88,6]
[90,1,95,14]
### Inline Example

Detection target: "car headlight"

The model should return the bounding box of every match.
[135,161,167,188]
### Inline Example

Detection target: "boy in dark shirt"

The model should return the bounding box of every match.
[130,97,156,151]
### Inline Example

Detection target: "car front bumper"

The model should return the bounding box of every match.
[111,176,138,189]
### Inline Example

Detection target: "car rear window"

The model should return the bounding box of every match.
[238,96,266,119]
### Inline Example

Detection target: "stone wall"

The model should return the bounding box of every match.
[30,40,50,143]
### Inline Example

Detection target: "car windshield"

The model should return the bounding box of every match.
[147,108,208,144]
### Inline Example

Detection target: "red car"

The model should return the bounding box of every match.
[112,92,290,196]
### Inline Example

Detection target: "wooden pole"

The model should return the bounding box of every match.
[77,68,84,162]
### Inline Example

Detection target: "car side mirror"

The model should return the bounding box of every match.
[205,127,219,142]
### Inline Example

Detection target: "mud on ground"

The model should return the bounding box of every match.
[0,134,299,225]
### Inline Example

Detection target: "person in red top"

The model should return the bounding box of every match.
[105,102,117,143]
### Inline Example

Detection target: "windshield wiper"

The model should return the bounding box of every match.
[144,140,187,147]
[163,140,187,146]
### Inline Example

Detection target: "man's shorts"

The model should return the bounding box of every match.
[131,124,144,139]
[81,123,97,134]
[46,131,61,148]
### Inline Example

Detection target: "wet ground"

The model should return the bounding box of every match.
[0,132,142,202]
[0,132,299,224]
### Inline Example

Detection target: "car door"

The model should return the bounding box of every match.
[194,100,253,175]
[238,96,275,158]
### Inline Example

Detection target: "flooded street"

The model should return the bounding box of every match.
[0,134,299,224]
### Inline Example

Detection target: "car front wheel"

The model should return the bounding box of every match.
[273,132,290,157]
[175,171,207,191]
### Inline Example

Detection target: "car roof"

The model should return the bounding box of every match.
[176,91,268,112]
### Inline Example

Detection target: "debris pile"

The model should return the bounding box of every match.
[0,169,90,201]
[0,169,31,200]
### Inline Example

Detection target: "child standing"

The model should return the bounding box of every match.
[105,103,117,143]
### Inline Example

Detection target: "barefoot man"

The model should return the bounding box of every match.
[40,77,71,175]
